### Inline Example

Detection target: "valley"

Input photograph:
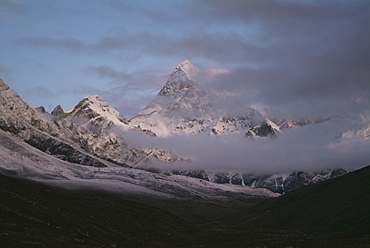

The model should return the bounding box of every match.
[1,165,369,247]
[2,1,369,247]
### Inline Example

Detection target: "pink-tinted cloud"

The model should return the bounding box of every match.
[204,68,230,78]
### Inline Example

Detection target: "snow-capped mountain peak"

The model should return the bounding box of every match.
[69,95,128,126]
[129,61,282,137]
[158,60,201,97]
[174,60,200,81]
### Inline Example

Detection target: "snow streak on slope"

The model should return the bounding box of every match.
[0,129,278,200]
[58,95,130,164]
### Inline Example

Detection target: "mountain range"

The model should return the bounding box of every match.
[1,60,369,195]
[1,60,370,247]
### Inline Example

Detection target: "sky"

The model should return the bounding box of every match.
[1,0,369,119]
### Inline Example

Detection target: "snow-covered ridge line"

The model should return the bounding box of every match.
[0,128,278,200]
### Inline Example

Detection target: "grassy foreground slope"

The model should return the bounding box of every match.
[0,174,195,248]
[1,165,370,247]
[243,164,370,233]
[213,165,370,247]
[0,173,264,248]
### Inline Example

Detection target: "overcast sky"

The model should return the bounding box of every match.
[1,0,369,119]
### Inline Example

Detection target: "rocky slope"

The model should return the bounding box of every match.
[0,79,106,167]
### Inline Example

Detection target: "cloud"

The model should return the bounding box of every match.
[5,0,370,175]
[204,68,230,78]
[18,37,87,52]
[18,86,56,111]
[124,115,370,174]
[85,66,131,81]
[0,0,21,13]
[18,29,172,57]
[16,0,369,120]
[79,64,169,117]
[193,1,370,118]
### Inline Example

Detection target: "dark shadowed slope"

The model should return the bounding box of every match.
[1,166,369,248]
[216,165,370,247]
[0,174,194,248]
[246,165,370,232]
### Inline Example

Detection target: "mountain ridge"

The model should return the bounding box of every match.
[1,58,368,194]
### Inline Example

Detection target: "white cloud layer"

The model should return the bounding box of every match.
[124,115,370,174]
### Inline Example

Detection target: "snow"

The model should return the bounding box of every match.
[76,95,128,127]
[3,64,363,197]
[0,129,279,200]
[175,60,201,82]
[129,61,282,138]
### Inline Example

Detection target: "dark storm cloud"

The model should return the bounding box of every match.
[199,0,368,23]
[189,0,370,119]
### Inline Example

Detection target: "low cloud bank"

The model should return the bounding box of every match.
[124,115,370,174]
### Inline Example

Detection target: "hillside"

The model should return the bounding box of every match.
[245,165,370,233]
[1,166,369,247]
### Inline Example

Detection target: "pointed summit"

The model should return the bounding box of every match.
[173,60,200,81]
[35,106,47,114]
[51,105,64,116]
[70,95,127,125]
[157,60,200,97]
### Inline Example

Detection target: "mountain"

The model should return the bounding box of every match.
[0,78,184,172]
[128,61,356,193]
[1,61,368,246]
[0,79,106,167]
[54,95,130,165]
[1,78,279,201]
[129,60,281,138]
[204,165,370,247]
[207,168,351,193]
[54,94,187,167]
[0,66,358,194]
[224,165,370,240]
[0,127,277,200]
